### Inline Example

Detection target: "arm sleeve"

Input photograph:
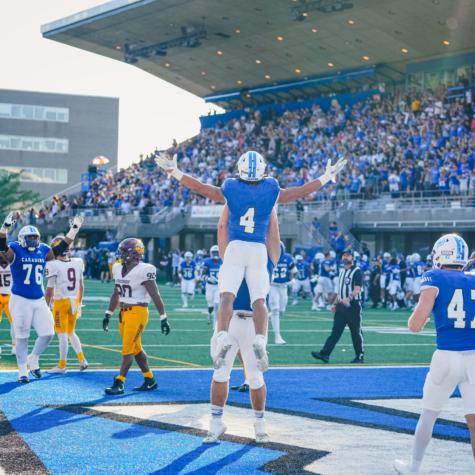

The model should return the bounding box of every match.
[52,239,70,257]
[353,268,363,287]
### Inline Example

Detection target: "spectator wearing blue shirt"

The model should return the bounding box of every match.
[430,164,440,192]
[349,175,362,196]
[311,217,321,231]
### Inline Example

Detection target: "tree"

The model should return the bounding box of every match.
[0,170,40,220]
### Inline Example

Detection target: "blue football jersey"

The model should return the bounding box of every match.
[203,258,222,285]
[412,261,425,278]
[10,242,50,299]
[420,269,475,351]
[179,261,196,280]
[193,257,204,270]
[221,177,280,244]
[382,261,390,276]
[234,256,274,312]
[388,264,400,281]
[358,261,369,272]
[296,262,310,280]
[319,259,333,278]
[273,252,294,284]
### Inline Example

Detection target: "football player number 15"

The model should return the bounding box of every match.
[448,288,475,329]
[239,207,255,234]
[23,264,43,285]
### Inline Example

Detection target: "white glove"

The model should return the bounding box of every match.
[155,153,183,181]
[310,275,318,283]
[1,211,15,235]
[66,214,84,240]
[76,308,82,319]
[207,276,218,284]
[319,158,347,186]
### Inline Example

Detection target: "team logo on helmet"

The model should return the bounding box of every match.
[118,238,144,265]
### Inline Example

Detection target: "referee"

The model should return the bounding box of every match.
[311,248,365,364]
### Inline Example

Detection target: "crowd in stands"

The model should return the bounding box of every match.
[16,84,475,224]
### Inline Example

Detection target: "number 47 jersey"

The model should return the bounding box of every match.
[420,269,475,351]
[112,262,157,304]
[45,258,84,298]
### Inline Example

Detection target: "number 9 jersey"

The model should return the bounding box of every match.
[112,262,157,305]
[45,258,84,298]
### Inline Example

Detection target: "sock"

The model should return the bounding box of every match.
[68,332,83,358]
[292,291,298,300]
[189,292,194,301]
[211,404,224,419]
[15,338,28,366]
[18,363,27,376]
[254,409,265,419]
[32,335,53,357]
[143,370,153,379]
[241,361,247,381]
[270,310,280,335]
[10,324,16,346]
[256,334,266,341]
[182,293,187,306]
[58,332,68,363]
[116,375,125,383]
[213,303,219,328]
[218,331,227,340]
[59,360,67,369]
[410,408,440,472]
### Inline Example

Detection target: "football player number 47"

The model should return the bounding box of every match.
[240,207,255,234]
[447,288,475,329]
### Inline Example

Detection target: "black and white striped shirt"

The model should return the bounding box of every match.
[338,265,363,301]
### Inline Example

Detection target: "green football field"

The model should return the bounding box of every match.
[0,280,435,370]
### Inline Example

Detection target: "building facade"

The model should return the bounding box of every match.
[0,89,119,199]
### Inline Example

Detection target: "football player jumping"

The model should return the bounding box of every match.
[155,151,346,372]
[102,238,171,395]
[394,234,475,474]
[44,237,88,374]
[0,212,84,383]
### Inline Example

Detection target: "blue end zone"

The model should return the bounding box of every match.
[0,367,468,474]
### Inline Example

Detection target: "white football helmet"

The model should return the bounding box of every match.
[354,251,360,261]
[411,253,421,262]
[432,234,468,268]
[210,245,220,260]
[184,251,193,263]
[197,250,204,257]
[362,254,368,262]
[383,252,391,258]
[329,250,336,259]
[295,255,303,263]
[237,151,266,182]
[18,226,41,252]
[406,254,413,263]
[315,252,325,261]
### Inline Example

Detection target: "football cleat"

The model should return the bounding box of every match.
[237,383,249,392]
[18,375,29,384]
[311,351,329,363]
[252,337,269,372]
[207,313,212,325]
[182,303,188,308]
[350,356,365,364]
[80,359,89,372]
[254,418,270,443]
[274,334,286,346]
[393,460,419,474]
[203,419,227,444]
[213,336,232,370]
[11,346,16,356]
[311,302,321,311]
[133,377,158,391]
[46,366,67,374]
[292,300,298,306]
[105,377,125,395]
[27,354,42,379]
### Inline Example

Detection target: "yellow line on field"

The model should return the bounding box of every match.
[80,343,201,367]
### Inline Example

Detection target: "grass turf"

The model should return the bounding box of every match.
[0,280,436,370]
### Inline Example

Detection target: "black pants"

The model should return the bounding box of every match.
[369,284,380,307]
[321,301,364,359]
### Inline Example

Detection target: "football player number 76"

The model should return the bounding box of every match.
[239,207,255,234]
[447,288,475,329]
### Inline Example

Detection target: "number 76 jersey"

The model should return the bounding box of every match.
[420,268,475,351]
[45,258,84,298]
[112,262,157,305]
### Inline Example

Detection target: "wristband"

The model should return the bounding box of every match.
[171,169,184,181]
[317,173,331,186]
[160,314,167,320]
[105,310,113,316]
[349,294,354,300]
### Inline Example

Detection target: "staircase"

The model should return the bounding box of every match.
[331,202,362,254]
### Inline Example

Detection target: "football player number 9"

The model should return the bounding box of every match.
[67,268,76,291]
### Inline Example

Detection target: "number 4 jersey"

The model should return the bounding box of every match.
[112,262,157,305]
[10,242,50,300]
[420,269,475,351]
[45,258,84,298]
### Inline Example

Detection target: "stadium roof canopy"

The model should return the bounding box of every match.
[42,0,475,104]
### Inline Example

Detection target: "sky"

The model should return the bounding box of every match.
[0,1,222,169]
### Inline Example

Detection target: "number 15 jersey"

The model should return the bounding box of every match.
[112,262,157,305]
[45,258,84,299]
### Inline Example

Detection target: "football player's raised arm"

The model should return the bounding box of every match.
[155,153,224,202]
[277,158,347,204]
[266,209,281,265]
[0,212,15,264]
[218,204,230,258]
[47,215,85,262]
[408,287,436,332]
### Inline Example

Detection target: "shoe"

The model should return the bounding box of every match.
[18,375,29,383]
[46,366,67,374]
[231,382,249,392]
[275,334,286,345]
[105,377,125,395]
[317,302,325,308]
[326,305,333,311]
[213,336,232,370]
[292,300,298,306]
[11,346,16,356]
[254,418,270,443]
[182,303,188,308]
[133,377,158,391]
[27,354,42,379]
[311,351,329,363]
[80,359,89,372]
[252,337,269,372]
[207,313,211,325]
[165,282,171,286]
[393,460,419,474]
[350,356,365,364]
[311,302,318,310]
[203,419,227,443]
